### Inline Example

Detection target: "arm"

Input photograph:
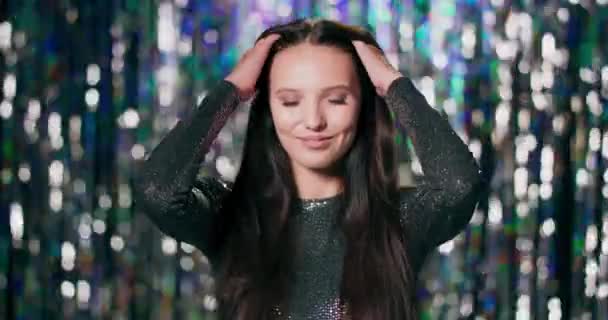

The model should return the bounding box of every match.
[132,79,241,259]
[385,76,486,257]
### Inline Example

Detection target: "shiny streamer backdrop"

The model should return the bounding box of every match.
[1,0,607,319]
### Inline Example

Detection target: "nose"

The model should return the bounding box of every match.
[303,105,326,131]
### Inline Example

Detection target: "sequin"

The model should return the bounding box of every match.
[133,76,486,319]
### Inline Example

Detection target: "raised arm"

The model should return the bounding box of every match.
[132,33,280,263]
[385,76,486,258]
[132,79,240,258]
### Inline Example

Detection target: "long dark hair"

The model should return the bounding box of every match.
[209,18,416,320]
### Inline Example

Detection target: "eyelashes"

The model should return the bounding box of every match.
[281,99,347,107]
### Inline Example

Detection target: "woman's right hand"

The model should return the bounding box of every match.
[224,33,281,101]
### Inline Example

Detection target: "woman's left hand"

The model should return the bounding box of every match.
[351,40,404,97]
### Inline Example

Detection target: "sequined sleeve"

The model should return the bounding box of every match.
[132,79,240,259]
[384,76,486,263]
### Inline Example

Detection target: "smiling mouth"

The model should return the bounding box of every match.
[298,136,332,149]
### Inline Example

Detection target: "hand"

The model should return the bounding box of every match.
[224,33,281,100]
[351,40,404,97]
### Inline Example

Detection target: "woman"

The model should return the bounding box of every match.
[133,18,485,320]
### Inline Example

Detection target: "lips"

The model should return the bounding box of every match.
[298,136,332,149]
[299,135,332,141]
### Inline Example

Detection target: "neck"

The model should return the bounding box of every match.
[291,163,344,200]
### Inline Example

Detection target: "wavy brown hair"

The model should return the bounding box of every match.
[208,18,416,320]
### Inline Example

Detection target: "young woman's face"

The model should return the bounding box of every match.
[268,42,362,172]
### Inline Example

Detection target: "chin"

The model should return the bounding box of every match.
[296,159,332,169]
[293,155,340,171]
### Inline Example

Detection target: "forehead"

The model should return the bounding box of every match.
[269,43,358,93]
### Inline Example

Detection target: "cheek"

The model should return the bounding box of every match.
[338,107,361,152]
[269,110,298,148]
[330,106,360,134]
[270,111,296,134]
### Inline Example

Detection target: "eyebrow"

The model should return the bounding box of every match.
[274,84,352,95]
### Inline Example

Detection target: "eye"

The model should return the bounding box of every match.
[329,97,347,105]
[282,101,299,107]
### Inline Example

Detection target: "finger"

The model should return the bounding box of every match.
[352,40,377,60]
[264,33,281,42]
[351,40,366,57]
[352,41,374,66]
[255,34,281,49]
[250,35,278,61]
[248,36,278,72]
[353,40,384,58]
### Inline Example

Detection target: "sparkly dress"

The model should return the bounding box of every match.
[132,76,485,319]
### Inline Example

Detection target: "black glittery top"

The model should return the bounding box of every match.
[132,76,485,319]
